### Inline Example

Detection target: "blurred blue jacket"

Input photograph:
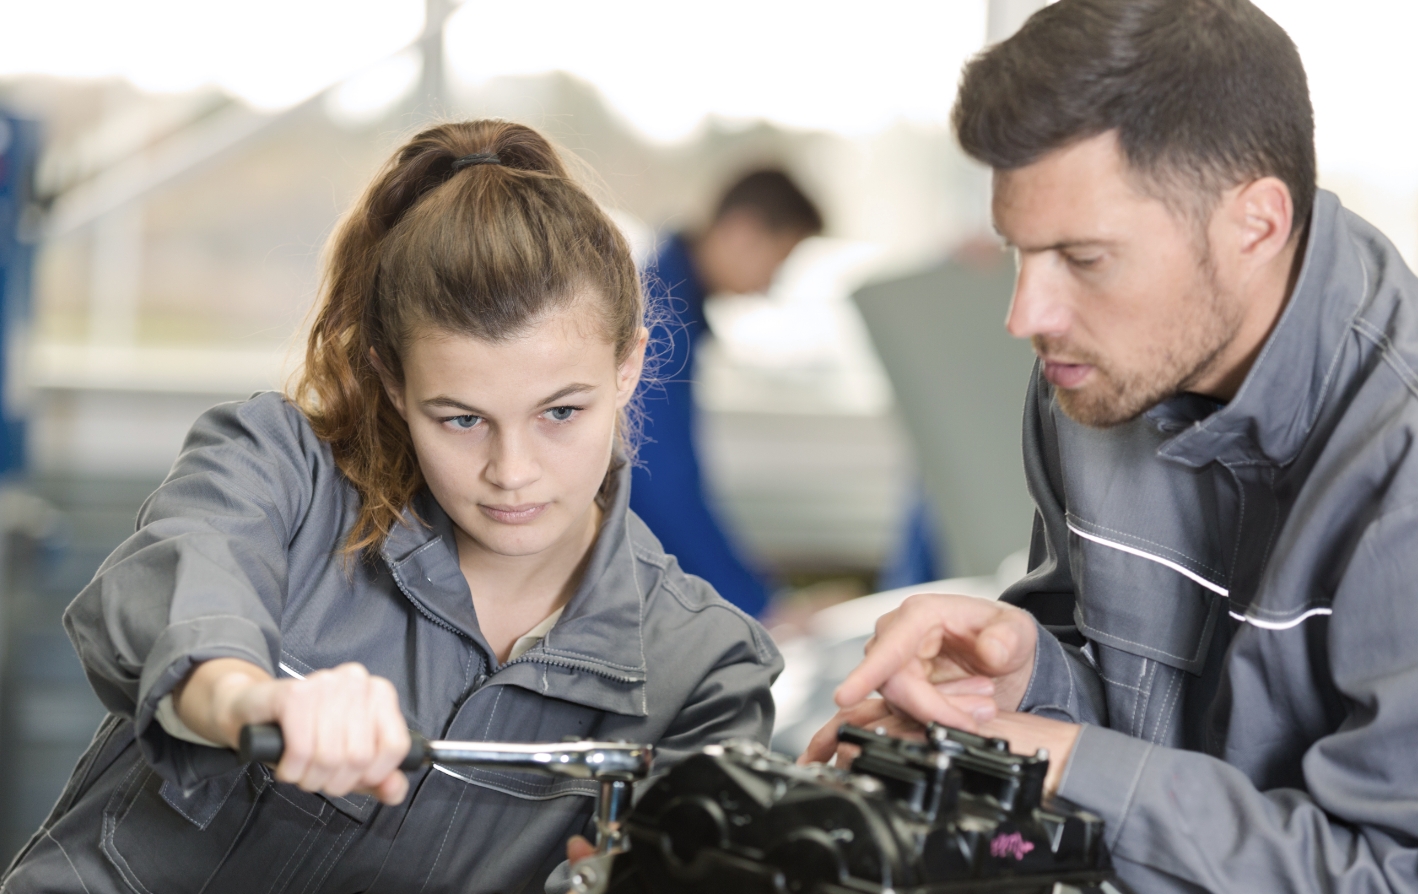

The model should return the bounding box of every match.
[631,234,770,617]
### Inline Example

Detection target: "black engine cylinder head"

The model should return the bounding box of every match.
[596,725,1129,894]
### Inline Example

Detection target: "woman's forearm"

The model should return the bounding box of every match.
[171,657,276,748]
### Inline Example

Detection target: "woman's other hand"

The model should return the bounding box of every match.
[173,658,412,805]
[566,835,596,863]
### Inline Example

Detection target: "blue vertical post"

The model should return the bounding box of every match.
[0,113,40,479]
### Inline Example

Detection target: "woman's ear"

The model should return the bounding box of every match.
[369,347,408,420]
[615,327,650,408]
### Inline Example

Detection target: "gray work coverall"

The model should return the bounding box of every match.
[1007,190,1418,892]
[1,393,781,894]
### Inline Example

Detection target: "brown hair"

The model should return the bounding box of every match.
[713,169,824,236]
[953,0,1315,232]
[291,120,643,556]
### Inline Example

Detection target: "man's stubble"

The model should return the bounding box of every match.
[1039,247,1242,428]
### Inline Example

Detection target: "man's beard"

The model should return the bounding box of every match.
[1037,256,1240,428]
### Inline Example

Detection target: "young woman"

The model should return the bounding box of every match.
[2,121,781,894]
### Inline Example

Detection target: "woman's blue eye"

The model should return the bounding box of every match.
[446,414,481,430]
[545,406,577,422]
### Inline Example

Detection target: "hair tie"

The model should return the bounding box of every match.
[451,152,502,171]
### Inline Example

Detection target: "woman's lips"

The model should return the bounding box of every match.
[1043,360,1093,389]
[479,503,549,524]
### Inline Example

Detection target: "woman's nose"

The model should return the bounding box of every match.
[484,430,541,492]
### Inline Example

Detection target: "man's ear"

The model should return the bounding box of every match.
[615,327,650,408]
[1228,176,1295,264]
[369,347,407,420]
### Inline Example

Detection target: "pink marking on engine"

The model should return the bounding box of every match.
[989,831,1036,861]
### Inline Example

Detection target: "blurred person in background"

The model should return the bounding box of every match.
[1,120,780,894]
[632,170,823,617]
[805,0,1418,891]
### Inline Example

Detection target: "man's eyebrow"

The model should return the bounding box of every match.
[1004,238,1115,253]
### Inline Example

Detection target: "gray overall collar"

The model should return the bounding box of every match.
[1153,190,1362,469]
[378,460,649,716]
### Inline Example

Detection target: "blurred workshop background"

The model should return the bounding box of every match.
[0,0,1415,864]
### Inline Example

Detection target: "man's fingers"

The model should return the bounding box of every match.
[880,673,995,731]
[835,603,942,706]
[831,742,862,768]
[835,594,1020,708]
[830,711,926,770]
[797,699,895,765]
[800,719,845,765]
[926,693,997,721]
[797,688,995,767]
[975,616,1032,674]
[932,675,995,698]
[853,710,926,741]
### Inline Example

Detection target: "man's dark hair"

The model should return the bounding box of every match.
[713,169,824,235]
[953,0,1316,233]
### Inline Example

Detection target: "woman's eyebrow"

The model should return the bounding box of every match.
[421,384,596,414]
[422,396,483,414]
[538,383,596,406]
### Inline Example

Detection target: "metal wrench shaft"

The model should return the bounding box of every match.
[238,724,652,851]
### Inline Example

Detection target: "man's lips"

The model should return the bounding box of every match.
[1042,360,1093,389]
[479,503,549,524]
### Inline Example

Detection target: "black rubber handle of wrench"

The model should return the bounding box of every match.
[238,724,430,772]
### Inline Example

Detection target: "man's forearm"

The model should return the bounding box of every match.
[1057,725,1416,894]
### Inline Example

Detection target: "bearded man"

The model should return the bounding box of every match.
[804,1,1418,891]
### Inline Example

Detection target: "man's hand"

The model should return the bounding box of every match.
[977,712,1080,795]
[798,698,1081,796]
[834,593,1039,725]
[174,658,412,805]
[799,697,924,766]
[798,682,990,766]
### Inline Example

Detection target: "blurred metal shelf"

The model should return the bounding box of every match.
[25,340,290,395]
[21,341,290,477]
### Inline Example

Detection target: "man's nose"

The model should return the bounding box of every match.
[1005,257,1070,340]
[484,429,541,492]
